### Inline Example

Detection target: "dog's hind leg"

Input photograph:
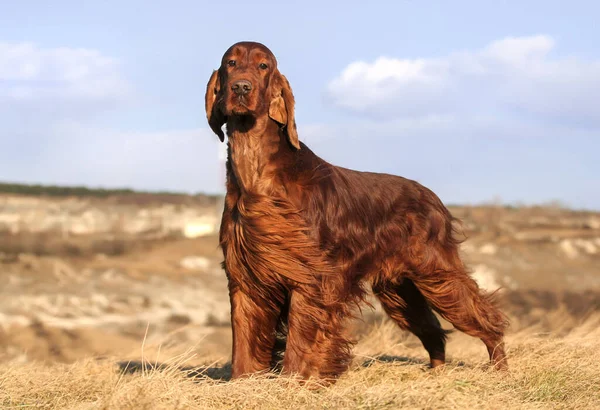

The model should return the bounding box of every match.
[408,243,509,369]
[372,276,448,368]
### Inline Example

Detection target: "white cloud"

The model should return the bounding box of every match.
[326,35,600,125]
[0,43,224,195]
[0,42,131,104]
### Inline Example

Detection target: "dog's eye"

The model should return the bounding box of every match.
[227,60,236,67]
[259,63,268,70]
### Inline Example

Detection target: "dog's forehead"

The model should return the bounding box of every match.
[222,41,277,64]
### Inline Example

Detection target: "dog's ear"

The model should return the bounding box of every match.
[269,71,300,150]
[205,69,225,142]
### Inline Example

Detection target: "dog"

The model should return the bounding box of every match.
[205,41,508,382]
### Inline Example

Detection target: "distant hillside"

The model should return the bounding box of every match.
[0,182,189,198]
[0,182,221,205]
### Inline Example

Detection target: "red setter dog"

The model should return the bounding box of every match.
[205,41,508,382]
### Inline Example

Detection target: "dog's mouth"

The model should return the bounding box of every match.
[232,96,250,112]
[228,95,254,115]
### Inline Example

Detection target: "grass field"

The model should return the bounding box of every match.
[2,314,599,410]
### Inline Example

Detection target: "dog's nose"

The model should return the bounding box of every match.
[231,80,252,95]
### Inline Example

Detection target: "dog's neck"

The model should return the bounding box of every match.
[226,115,283,195]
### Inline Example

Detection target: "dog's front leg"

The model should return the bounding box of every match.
[282,288,353,384]
[229,285,281,379]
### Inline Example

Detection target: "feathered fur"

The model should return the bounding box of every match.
[205,41,509,384]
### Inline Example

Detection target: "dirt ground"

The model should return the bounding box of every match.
[1,194,599,377]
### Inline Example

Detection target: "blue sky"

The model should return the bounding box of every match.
[1,0,599,209]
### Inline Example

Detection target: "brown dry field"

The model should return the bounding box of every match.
[1,193,600,409]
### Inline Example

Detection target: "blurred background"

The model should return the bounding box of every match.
[0,0,599,365]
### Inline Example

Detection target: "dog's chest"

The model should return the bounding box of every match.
[223,196,333,287]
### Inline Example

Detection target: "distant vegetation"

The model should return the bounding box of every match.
[0,182,206,198]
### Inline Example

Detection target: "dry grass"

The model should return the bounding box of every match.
[2,316,599,410]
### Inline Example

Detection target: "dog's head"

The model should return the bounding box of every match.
[205,41,299,149]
